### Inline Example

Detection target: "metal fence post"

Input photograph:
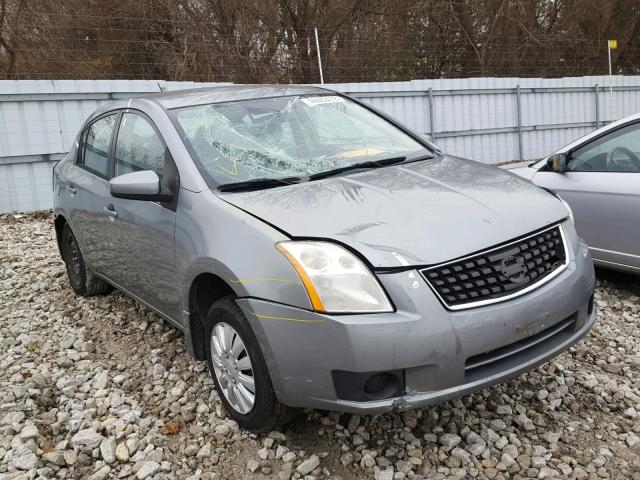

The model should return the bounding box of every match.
[428,87,435,139]
[516,85,523,161]
[594,84,600,128]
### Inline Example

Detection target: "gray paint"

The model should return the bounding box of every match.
[221,156,568,268]
[53,85,596,413]
[109,170,160,196]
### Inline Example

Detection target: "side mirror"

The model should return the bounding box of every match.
[110,170,164,200]
[546,153,568,173]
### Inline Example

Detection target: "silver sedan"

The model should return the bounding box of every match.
[52,85,595,431]
[507,113,640,274]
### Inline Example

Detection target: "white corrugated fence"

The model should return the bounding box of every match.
[2,75,640,213]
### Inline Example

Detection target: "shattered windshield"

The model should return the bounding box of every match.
[171,94,426,187]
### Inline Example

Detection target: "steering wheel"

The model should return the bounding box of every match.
[606,146,640,171]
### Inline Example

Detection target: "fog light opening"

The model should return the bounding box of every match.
[363,372,402,400]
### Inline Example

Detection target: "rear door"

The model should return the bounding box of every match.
[103,111,180,318]
[64,113,119,275]
[533,121,640,269]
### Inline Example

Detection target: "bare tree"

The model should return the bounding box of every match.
[0,0,17,76]
[3,0,640,82]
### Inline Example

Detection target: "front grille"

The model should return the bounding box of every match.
[420,225,567,309]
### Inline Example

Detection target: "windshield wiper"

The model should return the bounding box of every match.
[308,156,407,181]
[308,153,437,181]
[217,153,437,192]
[217,176,303,192]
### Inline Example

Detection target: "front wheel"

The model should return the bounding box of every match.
[204,296,295,431]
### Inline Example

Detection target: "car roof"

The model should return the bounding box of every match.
[85,84,338,130]
[145,84,334,110]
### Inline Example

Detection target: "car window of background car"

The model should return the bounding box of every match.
[79,114,118,177]
[569,122,640,172]
[114,113,166,184]
[172,95,424,186]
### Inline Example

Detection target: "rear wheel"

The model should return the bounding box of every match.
[204,296,295,431]
[61,225,112,296]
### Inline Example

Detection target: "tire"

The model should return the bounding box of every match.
[61,224,112,296]
[204,296,295,432]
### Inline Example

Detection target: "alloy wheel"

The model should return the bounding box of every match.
[209,322,256,414]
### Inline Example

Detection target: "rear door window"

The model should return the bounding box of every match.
[78,114,118,177]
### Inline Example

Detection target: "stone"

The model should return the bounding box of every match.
[282,452,296,463]
[496,405,513,415]
[64,450,77,465]
[196,443,211,458]
[538,467,559,478]
[439,433,462,448]
[93,371,109,390]
[542,432,561,444]
[340,452,355,467]
[247,459,260,473]
[115,443,130,462]
[466,443,486,456]
[1,411,25,425]
[71,428,105,449]
[374,467,394,480]
[90,465,111,480]
[100,438,116,464]
[12,451,37,470]
[43,451,66,466]
[348,414,361,432]
[19,425,39,441]
[296,455,320,475]
[275,445,288,459]
[263,437,275,449]
[268,431,287,442]
[136,461,160,479]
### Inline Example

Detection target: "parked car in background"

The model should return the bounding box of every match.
[53,85,596,431]
[507,113,640,274]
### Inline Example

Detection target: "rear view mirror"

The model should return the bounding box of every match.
[110,170,165,200]
[546,153,568,173]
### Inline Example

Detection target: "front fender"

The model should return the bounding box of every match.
[176,189,313,318]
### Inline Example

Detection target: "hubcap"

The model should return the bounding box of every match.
[210,322,256,414]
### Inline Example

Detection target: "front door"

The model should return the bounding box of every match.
[534,121,640,269]
[104,111,180,319]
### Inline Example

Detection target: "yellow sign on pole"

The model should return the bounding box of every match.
[608,39,618,49]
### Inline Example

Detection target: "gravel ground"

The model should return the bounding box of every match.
[1,212,639,480]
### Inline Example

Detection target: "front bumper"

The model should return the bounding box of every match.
[238,223,596,414]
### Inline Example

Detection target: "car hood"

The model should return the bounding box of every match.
[221,156,568,268]
[500,161,537,181]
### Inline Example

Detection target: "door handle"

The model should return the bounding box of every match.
[104,204,118,219]
[66,184,77,195]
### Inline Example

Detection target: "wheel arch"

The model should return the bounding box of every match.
[53,213,68,259]
[185,271,239,360]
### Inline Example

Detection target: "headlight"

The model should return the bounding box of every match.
[557,195,574,223]
[276,241,393,313]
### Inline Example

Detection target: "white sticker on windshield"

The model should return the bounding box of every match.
[301,95,345,107]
